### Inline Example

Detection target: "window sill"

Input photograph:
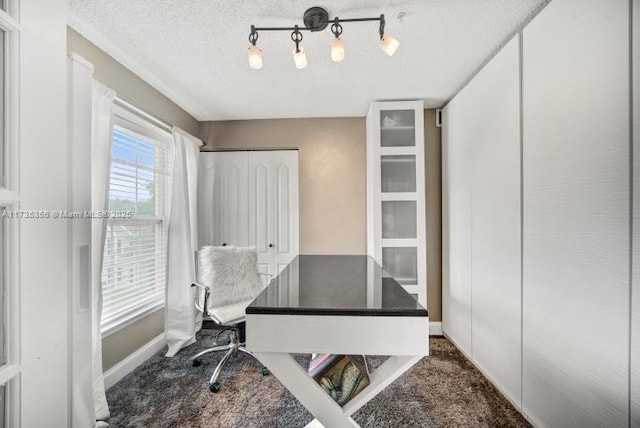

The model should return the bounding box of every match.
[101,302,164,339]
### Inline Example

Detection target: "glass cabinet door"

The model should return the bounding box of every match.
[382,247,418,285]
[382,201,417,239]
[381,155,416,192]
[380,110,416,147]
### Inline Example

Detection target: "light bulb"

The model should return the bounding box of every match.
[248,45,263,70]
[293,48,308,69]
[331,38,345,62]
[380,34,400,56]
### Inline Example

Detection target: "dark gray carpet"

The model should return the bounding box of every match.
[106,331,529,427]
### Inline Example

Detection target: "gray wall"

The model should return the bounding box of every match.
[67,28,200,371]
[200,114,443,322]
[67,28,199,137]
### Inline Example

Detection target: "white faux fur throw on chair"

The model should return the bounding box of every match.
[197,246,262,308]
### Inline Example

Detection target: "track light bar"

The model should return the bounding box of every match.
[247,6,399,70]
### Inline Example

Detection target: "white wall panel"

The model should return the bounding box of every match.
[467,36,522,407]
[522,0,630,426]
[632,0,640,425]
[442,96,472,356]
[21,0,70,425]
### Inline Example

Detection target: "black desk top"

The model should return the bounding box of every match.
[246,255,428,317]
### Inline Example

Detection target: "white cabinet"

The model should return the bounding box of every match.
[198,150,299,278]
[442,0,633,426]
[443,35,522,405]
[522,0,629,425]
[366,101,427,307]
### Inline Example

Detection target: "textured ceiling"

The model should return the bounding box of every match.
[68,0,549,121]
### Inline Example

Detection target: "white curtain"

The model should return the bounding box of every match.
[165,127,202,357]
[91,82,116,425]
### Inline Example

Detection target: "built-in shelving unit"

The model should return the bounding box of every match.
[366,100,426,306]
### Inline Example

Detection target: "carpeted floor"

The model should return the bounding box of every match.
[106,331,529,427]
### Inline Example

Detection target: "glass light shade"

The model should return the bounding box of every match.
[248,45,263,70]
[330,38,345,62]
[380,34,400,56]
[292,47,308,69]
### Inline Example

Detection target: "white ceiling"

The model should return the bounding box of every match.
[68,0,549,121]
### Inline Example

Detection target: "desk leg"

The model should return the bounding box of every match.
[253,352,359,428]
[341,355,422,417]
[304,418,326,428]
[254,352,424,427]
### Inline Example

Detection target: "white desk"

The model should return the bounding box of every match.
[246,255,429,428]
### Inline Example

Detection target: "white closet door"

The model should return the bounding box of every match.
[270,150,299,275]
[441,102,472,357]
[468,36,522,407]
[632,0,640,425]
[248,150,299,277]
[198,152,249,247]
[248,152,272,276]
[522,0,630,426]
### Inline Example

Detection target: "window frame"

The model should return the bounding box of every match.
[0,2,19,427]
[0,5,18,192]
[100,105,172,338]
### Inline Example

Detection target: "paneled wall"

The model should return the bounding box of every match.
[632,0,640,425]
[522,0,629,425]
[443,0,635,426]
[443,36,521,404]
[469,37,522,406]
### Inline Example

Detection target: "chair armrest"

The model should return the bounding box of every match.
[191,281,210,291]
[191,282,210,315]
[258,273,274,279]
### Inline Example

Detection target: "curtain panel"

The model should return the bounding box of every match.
[165,127,202,357]
[91,81,116,425]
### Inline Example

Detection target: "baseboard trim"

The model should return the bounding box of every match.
[429,321,443,336]
[104,333,166,390]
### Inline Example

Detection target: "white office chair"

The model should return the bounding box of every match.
[191,245,270,393]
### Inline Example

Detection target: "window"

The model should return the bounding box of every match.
[0,28,4,186]
[101,107,172,335]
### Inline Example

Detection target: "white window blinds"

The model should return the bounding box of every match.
[101,111,172,335]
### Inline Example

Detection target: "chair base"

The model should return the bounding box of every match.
[191,328,268,393]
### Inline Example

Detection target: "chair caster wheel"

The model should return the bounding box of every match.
[209,381,221,393]
[192,359,202,367]
[261,367,270,376]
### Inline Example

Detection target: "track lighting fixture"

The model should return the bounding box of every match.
[291,25,307,69]
[330,18,345,63]
[248,6,399,69]
[248,25,263,70]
